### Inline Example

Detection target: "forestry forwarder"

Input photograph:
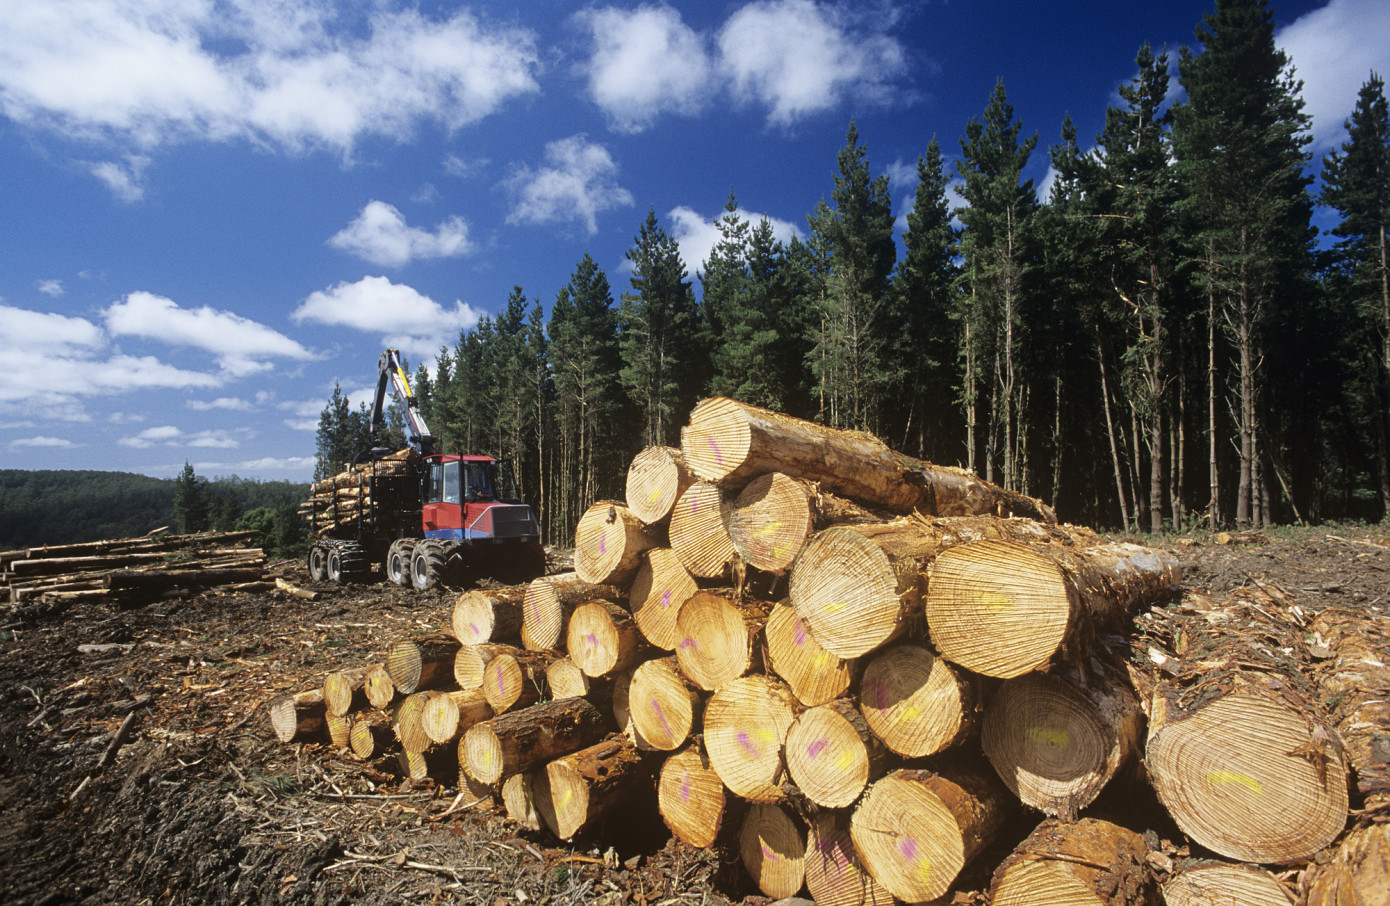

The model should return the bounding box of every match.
[305,349,545,589]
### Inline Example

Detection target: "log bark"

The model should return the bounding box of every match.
[727,472,884,574]
[629,549,698,651]
[785,699,889,809]
[850,765,1015,903]
[990,817,1155,906]
[675,590,767,691]
[927,538,1180,677]
[628,656,701,751]
[502,772,542,831]
[858,642,975,759]
[535,735,650,840]
[739,802,806,900]
[566,598,643,678]
[421,689,492,745]
[106,566,263,591]
[322,667,368,717]
[460,697,611,785]
[681,396,1056,520]
[364,663,396,709]
[625,445,696,526]
[452,587,525,646]
[763,602,853,708]
[386,635,461,694]
[1165,861,1295,906]
[574,502,658,587]
[804,810,895,906]
[268,689,325,743]
[704,674,800,803]
[982,643,1142,818]
[1303,822,1390,906]
[520,572,609,651]
[790,515,1093,660]
[1306,607,1390,807]
[657,741,729,849]
[669,481,738,579]
[482,650,553,714]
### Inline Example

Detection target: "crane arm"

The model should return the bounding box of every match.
[372,349,436,456]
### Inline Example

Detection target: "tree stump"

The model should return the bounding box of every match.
[739,802,806,900]
[625,445,695,526]
[858,643,975,758]
[990,817,1154,906]
[763,603,854,707]
[460,697,610,785]
[657,741,729,848]
[535,735,650,840]
[704,674,799,803]
[629,548,698,650]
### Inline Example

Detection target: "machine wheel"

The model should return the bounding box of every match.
[307,543,329,582]
[326,547,345,583]
[410,540,446,590]
[336,542,368,580]
[386,540,415,587]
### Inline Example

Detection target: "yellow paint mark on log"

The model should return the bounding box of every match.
[1207,770,1263,794]
[1026,726,1070,749]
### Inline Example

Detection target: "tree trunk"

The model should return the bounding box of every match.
[535,735,650,840]
[785,699,889,809]
[628,656,700,751]
[452,587,526,646]
[762,602,854,708]
[704,674,801,803]
[739,802,806,900]
[460,697,610,785]
[386,635,460,694]
[364,663,396,709]
[669,481,738,579]
[520,572,609,651]
[625,445,696,526]
[628,549,698,651]
[859,643,976,759]
[657,741,730,849]
[1164,861,1294,906]
[850,765,1015,903]
[567,598,644,678]
[1306,607,1390,807]
[926,538,1179,678]
[675,590,769,691]
[726,472,883,574]
[990,817,1154,906]
[268,689,325,743]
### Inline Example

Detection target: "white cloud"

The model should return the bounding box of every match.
[1277,0,1390,151]
[717,0,908,126]
[118,424,244,449]
[577,5,714,132]
[104,291,314,376]
[36,279,64,297]
[0,304,104,354]
[280,397,327,431]
[187,396,254,411]
[444,153,488,178]
[505,135,634,234]
[668,204,805,275]
[292,275,481,361]
[7,435,80,450]
[0,2,540,159]
[328,200,473,267]
[89,155,150,201]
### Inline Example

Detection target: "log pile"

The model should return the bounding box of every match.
[302,447,419,537]
[2,528,269,610]
[265,396,1386,903]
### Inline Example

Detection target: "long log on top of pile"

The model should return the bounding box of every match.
[680,396,1056,522]
[1135,588,1350,864]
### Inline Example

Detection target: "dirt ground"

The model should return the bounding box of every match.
[2,523,1387,906]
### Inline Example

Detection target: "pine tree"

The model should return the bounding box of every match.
[313,383,372,480]
[173,461,210,534]
[1321,73,1390,516]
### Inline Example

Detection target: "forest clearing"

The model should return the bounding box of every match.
[3,401,1387,906]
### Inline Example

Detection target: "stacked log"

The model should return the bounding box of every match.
[260,397,1386,900]
[303,447,419,538]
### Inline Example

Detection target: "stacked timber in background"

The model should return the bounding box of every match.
[301,447,419,537]
[2,528,269,610]
[269,397,1386,904]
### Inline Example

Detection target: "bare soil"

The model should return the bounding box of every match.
[2,524,1387,906]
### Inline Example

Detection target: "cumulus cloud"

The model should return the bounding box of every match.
[328,201,473,267]
[7,435,80,450]
[0,2,540,158]
[1277,0,1390,150]
[577,5,714,132]
[89,155,150,201]
[292,275,481,361]
[505,135,634,234]
[118,425,245,449]
[187,397,254,411]
[0,304,104,354]
[36,279,64,297]
[717,0,908,126]
[104,291,314,376]
[667,205,805,275]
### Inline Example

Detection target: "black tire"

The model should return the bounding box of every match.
[326,547,345,584]
[386,541,414,586]
[410,541,442,590]
[307,543,329,582]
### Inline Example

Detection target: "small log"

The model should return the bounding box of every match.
[629,549,698,650]
[704,674,800,802]
[625,445,696,525]
[452,587,525,645]
[927,538,1180,677]
[1306,607,1390,806]
[566,598,643,678]
[363,663,396,709]
[326,713,352,748]
[502,772,542,831]
[675,590,764,691]
[453,643,518,691]
[850,765,1015,904]
[1165,860,1295,906]
[349,712,394,760]
[482,650,553,714]
[520,572,610,651]
[612,670,651,750]
[669,481,738,579]
[982,643,1142,818]
[535,735,651,840]
[628,656,701,751]
[858,643,975,758]
[322,667,368,717]
[657,741,729,848]
[1303,822,1390,906]
[386,635,461,694]
[422,689,492,745]
[739,802,806,900]
[727,472,883,574]
[990,817,1154,906]
[785,699,889,809]
[544,657,610,704]
[397,746,457,784]
[574,502,657,587]
[804,810,895,906]
[275,577,318,601]
[268,689,325,743]
[106,566,263,591]
[394,690,446,754]
[460,697,611,785]
[763,603,853,708]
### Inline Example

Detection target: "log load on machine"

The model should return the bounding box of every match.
[304,349,545,589]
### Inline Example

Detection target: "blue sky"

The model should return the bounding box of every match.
[2,0,1385,482]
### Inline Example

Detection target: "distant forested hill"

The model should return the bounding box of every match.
[0,470,308,549]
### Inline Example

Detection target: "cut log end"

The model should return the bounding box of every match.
[763,603,853,708]
[784,701,879,808]
[669,482,737,579]
[790,526,905,660]
[674,591,752,692]
[657,744,727,848]
[727,472,815,574]
[990,818,1152,906]
[804,811,895,906]
[1164,862,1295,906]
[704,674,798,803]
[625,445,694,525]
[859,644,973,759]
[739,802,806,900]
[268,690,324,743]
[680,397,754,483]
[629,548,697,651]
[574,502,655,587]
[628,657,698,751]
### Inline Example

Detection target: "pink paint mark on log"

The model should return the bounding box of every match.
[760,843,778,861]
[470,623,480,637]
[653,699,673,738]
[680,773,691,801]
[495,664,505,687]
[679,637,697,651]
[661,589,672,608]
[707,437,723,465]
[806,738,828,760]
[599,535,607,555]
[793,620,808,646]
[899,838,917,859]
[587,633,598,649]
[737,731,756,754]
[863,679,886,709]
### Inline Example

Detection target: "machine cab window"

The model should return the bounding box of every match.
[424,459,462,505]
